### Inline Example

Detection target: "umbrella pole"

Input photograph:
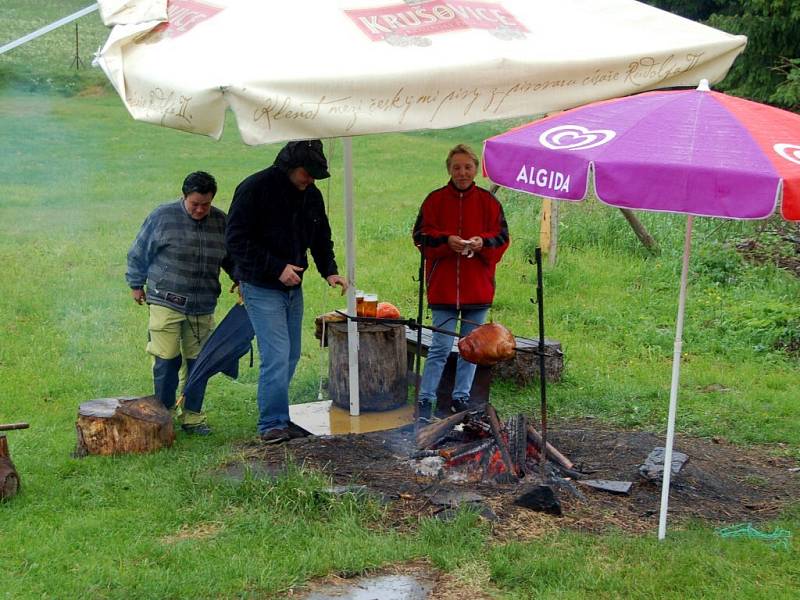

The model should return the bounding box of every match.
[343,137,360,416]
[413,238,425,412]
[658,215,693,540]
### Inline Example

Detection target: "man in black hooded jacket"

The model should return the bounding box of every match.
[226,140,347,443]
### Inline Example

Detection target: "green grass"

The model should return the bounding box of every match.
[489,525,800,599]
[1,3,799,597]
[1,87,798,600]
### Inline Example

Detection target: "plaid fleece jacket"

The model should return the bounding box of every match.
[126,200,232,315]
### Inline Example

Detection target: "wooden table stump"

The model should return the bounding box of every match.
[327,322,407,412]
[0,436,20,500]
[75,396,175,457]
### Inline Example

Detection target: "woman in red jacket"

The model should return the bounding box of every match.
[412,144,510,422]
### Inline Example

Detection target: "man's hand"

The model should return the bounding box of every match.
[131,289,146,305]
[279,264,304,286]
[326,274,348,295]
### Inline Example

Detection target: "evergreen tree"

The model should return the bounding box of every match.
[643,0,800,109]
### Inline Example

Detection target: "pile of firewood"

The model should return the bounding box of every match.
[415,404,573,482]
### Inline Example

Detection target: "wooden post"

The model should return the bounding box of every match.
[0,436,20,500]
[0,423,29,432]
[549,201,559,265]
[620,208,660,254]
[539,200,559,265]
[539,199,552,251]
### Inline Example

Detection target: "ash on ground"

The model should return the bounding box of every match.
[229,419,800,536]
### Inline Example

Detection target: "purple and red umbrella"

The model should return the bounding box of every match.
[484,80,800,220]
[483,80,799,539]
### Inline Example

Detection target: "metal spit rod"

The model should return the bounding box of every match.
[534,247,549,483]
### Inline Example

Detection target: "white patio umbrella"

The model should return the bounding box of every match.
[94,0,746,414]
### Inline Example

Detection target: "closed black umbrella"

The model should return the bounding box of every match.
[183,303,254,413]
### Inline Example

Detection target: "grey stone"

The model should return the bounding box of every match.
[639,447,688,481]
[578,479,632,495]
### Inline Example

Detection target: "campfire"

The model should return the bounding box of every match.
[412,403,574,484]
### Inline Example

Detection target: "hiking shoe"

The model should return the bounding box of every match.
[181,422,212,436]
[259,427,290,444]
[417,400,434,424]
[451,397,470,414]
[287,422,311,439]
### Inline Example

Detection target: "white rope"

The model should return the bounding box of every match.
[0,4,98,55]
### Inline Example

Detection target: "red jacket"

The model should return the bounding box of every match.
[413,181,509,309]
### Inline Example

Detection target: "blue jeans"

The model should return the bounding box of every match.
[419,307,489,405]
[241,283,303,434]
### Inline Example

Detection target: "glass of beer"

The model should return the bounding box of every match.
[363,293,378,318]
[355,290,365,316]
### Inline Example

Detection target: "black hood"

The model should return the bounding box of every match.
[274,140,330,179]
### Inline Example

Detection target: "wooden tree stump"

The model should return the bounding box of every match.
[75,396,175,457]
[0,436,20,500]
[328,322,407,412]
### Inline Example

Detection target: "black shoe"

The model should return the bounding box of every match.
[417,400,434,424]
[181,423,212,436]
[287,421,311,439]
[260,427,290,444]
[451,398,470,413]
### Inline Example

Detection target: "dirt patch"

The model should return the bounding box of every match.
[233,420,800,536]
[736,221,800,280]
[161,521,222,544]
[76,85,109,98]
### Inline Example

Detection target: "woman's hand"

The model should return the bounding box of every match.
[448,235,467,253]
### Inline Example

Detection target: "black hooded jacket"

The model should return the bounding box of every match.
[225,161,338,291]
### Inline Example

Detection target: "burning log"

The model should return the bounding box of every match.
[526,424,574,470]
[416,410,470,449]
[0,435,20,500]
[486,405,518,478]
[75,396,174,457]
[506,414,529,470]
[440,438,494,466]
